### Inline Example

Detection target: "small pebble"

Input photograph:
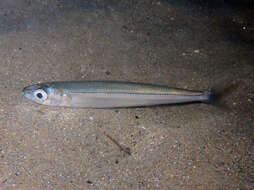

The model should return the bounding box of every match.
[194,49,200,53]
[140,126,146,129]
[122,25,128,30]
[104,70,111,75]
[89,116,94,121]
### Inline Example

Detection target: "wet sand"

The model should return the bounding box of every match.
[0,0,253,189]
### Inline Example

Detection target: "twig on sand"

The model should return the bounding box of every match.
[104,133,131,156]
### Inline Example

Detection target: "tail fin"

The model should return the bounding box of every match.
[202,83,238,110]
[202,88,215,104]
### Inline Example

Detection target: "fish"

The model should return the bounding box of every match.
[22,81,214,108]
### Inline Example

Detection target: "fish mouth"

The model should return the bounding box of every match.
[22,87,26,96]
[22,85,39,98]
[22,87,31,99]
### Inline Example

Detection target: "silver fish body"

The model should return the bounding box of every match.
[22,81,213,108]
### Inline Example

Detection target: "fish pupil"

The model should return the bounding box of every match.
[36,92,43,99]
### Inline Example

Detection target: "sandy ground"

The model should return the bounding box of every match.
[0,0,253,189]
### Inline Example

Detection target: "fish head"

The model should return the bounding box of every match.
[23,83,52,106]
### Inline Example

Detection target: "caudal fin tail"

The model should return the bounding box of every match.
[202,88,215,104]
[202,83,238,110]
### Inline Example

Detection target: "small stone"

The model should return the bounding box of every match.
[105,70,111,75]
[194,49,200,53]
[122,25,128,30]
[140,126,146,129]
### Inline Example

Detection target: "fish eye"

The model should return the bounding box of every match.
[36,93,43,99]
[34,89,47,101]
